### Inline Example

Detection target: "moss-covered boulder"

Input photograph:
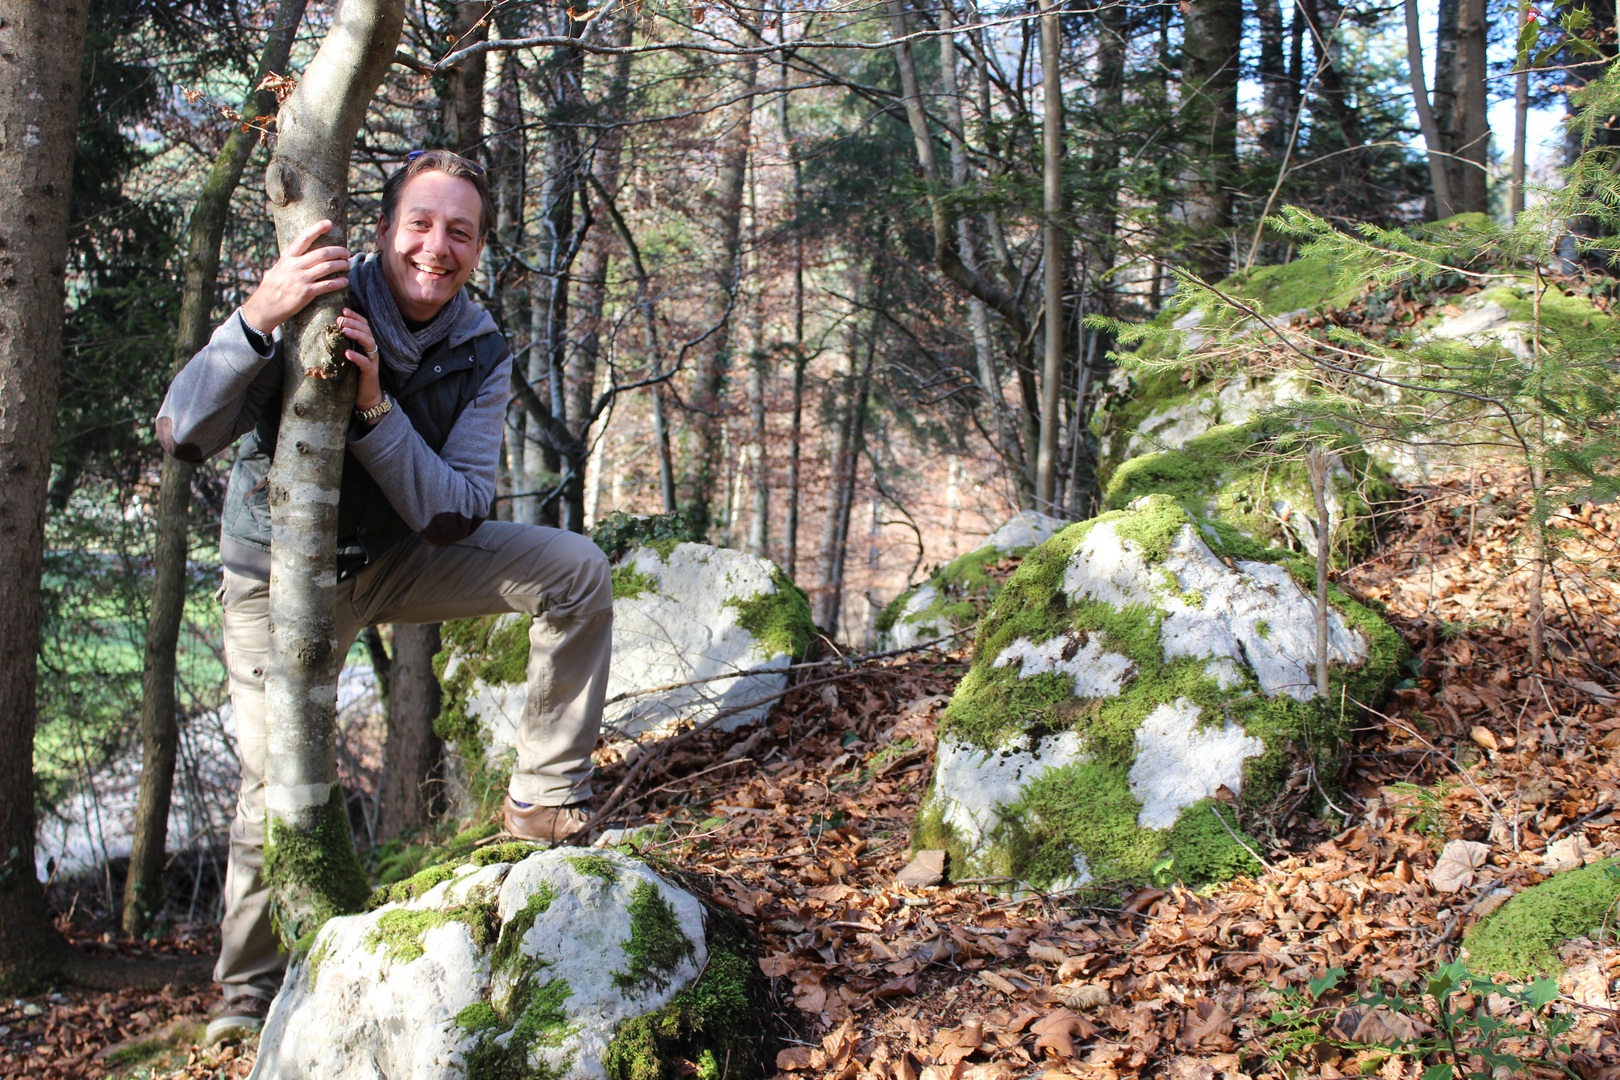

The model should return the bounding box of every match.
[251,847,767,1080]
[1103,423,1397,563]
[436,543,814,777]
[914,495,1402,891]
[878,511,1069,651]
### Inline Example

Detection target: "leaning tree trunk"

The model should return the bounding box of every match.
[261,0,405,946]
[0,0,90,989]
[124,0,310,938]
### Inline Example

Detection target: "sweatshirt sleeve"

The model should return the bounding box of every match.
[156,311,282,463]
[346,347,512,545]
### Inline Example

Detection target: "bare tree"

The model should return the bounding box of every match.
[125,0,310,937]
[260,0,406,944]
[0,0,91,985]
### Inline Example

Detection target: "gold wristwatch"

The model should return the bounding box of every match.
[357,393,393,423]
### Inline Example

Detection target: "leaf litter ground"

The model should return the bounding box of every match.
[6,471,1620,1079]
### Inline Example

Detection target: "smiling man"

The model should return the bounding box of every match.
[157,150,612,1045]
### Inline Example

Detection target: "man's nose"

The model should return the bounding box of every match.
[422,224,451,256]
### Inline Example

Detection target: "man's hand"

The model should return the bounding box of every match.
[337,308,384,413]
[240,219,352,335]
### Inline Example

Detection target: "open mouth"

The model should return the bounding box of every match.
[412,261,452,278]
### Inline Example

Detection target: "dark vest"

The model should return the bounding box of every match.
[219,328,508,581]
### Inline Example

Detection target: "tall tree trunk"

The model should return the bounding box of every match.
[1433,0,1462,203]
[1302,0,1370,206]
[1179,0,1242,281]
[779,12,806,578]
[892,0,1035,497]
[1034,0,1064,510]
[261,0,405,946]
[0,0,89,988]
[1454,0,1491,213]
[815,302,879,635]
[565,19,632,532]
[124,0,310,937]
[375,624,444,840]
[943,0,1023,491]
[438,1,488,157]
[1512,1,1530,220]
[1255,0,1290,158]
[682,39,757,533]
[1404,0,1456,217]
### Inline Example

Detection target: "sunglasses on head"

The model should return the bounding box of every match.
[407,149,485,176]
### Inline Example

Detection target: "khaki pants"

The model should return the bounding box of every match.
[214,521,612,1003]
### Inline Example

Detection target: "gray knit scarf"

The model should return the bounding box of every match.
[350,254,474,385]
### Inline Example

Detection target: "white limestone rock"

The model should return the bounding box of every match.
[605,543,811,736]
[250,848,708,1080]
[917,496,1399,890]
[984,510,1069,554]
[438,543,813,770]
[882,512,1071,651]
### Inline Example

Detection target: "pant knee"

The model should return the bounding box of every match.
[545,532,612,620]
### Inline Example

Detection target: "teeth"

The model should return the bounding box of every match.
[413,263,449,277]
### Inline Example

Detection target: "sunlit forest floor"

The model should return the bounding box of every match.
[4,470,1620,1079]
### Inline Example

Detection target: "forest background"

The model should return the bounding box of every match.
[4,0,1611,973]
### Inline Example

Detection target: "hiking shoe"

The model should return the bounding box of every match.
[205,994,271,1046]
[502,796,591,844]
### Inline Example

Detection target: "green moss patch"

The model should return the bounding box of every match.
[614,564,661,601]
[613,881,696,993]
[1103,422,1397,564]
[457,971,577,1080]
[604,907,772,1080]
[435,614,533,766]
[1160,800,1264,886]
[567,853,624,883]
[725,568,816,661]
[264,784,371,946]
[490,883,559,975]
[878,544,1021,642]
[365,886,503,966]
[1464,859,1620,978]
[369,839,540,908]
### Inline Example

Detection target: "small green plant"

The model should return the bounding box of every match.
[1264,966,1346,1066]
[1265,962,1579,1078]
[590,510,709,562]
[1389,780,1451,846]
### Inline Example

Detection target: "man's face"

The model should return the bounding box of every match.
[377,170,486,322]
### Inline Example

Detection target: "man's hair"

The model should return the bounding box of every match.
[379,149,495,239]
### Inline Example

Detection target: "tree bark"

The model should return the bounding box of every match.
[1454,0,1491,213]
[0,0,89,987]
[1255,0,1290,158]
[1432,0,1461,203]
[815,303,879,636]
[1178,0,1242,281]
[124,0,310,938]
[261,0,405,946]
[376,623,444,840]
[1034,0,1064,510]
[1404,0,1455,217]
[1512,1,1530,220]
[779,14,806,577]
[682,38,757,533]
[439,0,488,157]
